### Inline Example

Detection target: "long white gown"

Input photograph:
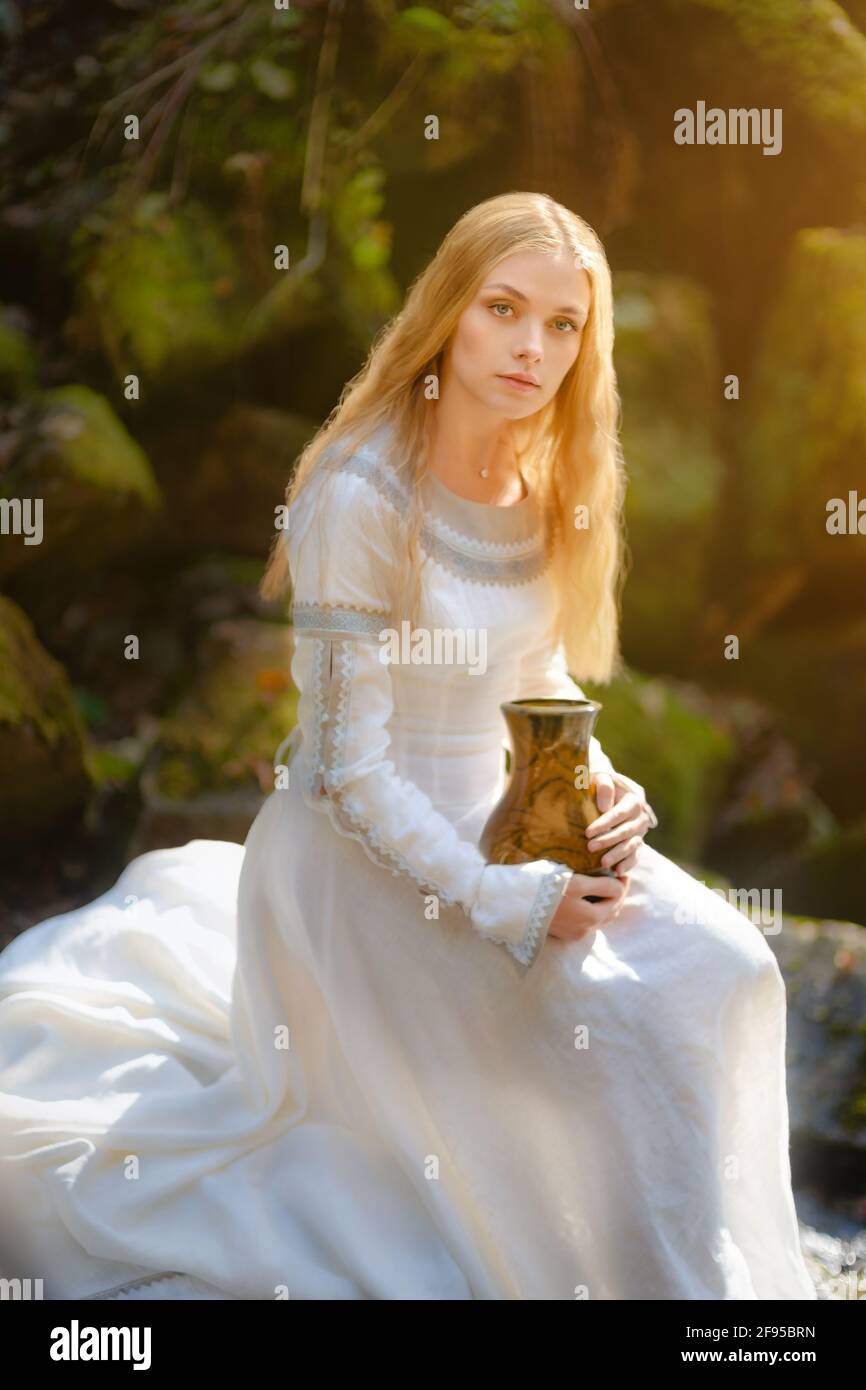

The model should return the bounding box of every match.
[0,425,816,1301]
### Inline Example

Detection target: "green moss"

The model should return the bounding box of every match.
[151,621,299,800]
[690,0,866,132]
[0,315,38,396]
[85,745,141,788]
[0,595,92,837]
[23,385,161,502]
[0,596,86,746]
[74,195,244,381]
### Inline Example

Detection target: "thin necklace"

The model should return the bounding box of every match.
[479,445,524,486]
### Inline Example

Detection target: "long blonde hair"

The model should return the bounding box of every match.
[260,191,628,682]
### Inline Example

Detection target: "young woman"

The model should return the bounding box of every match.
[0,192,815,1301]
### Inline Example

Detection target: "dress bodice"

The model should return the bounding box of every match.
[281,424,606,969]
[288,429,563,824]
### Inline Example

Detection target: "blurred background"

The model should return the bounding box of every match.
[0,0,865,1294]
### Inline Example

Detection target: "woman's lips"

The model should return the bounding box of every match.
[498,375,540,392]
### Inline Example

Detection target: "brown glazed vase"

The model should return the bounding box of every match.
[479,698,618,881]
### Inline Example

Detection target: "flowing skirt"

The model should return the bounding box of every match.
[0,773,817,1300]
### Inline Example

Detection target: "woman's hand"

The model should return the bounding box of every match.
[548,872,629,941]
[585,771,657,875]
[548,770,657,943]
[547,772,656,945]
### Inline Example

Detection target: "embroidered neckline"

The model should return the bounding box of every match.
[335,443,552,588]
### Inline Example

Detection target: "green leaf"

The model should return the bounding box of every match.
[393,6,457,51]
[351,229,390,271]
[198,61,240,93]
[249,58,295,101]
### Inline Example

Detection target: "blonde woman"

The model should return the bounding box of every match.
[0,193,815,1301]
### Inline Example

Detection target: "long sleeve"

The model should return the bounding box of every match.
[516,625,658,829]
[283,465,573,972]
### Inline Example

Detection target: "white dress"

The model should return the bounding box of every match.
[0,427,816,1301]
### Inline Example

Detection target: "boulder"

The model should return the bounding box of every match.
[773,914,866,1156]
[128,617,297,854]
[0,309,39,397]
[0,385,161,594]
[141,404,317,555]
[0,595,92,846]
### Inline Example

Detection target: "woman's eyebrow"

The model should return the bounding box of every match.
[482,282,587,319]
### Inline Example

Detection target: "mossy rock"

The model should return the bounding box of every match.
[71,194,247,384]
[132,618,298,851]
[142,404,318,555]
[740,228,866,597]
[582,668,736,863]
[0,384,161,588]
[0,596,92,844]
[0,312,39,397]
[770,915,866,1150]
[613,272,725,671]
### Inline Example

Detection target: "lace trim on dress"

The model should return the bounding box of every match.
[427,510,541,558]
[301,629,465,910]
[482,863,573,969]
[333,446,552,588]
[292,601,389,642]
[80,1270,188,1300]
[420,529,551,586]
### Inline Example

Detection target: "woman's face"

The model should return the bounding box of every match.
[442,249,591,418]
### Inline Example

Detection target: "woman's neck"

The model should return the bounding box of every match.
[425,416,524,506]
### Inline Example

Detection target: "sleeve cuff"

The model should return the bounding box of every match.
[469,860,574,972]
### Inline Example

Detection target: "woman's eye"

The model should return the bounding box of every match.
[489,303,578,333]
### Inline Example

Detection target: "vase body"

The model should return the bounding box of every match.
[479,698,617,879]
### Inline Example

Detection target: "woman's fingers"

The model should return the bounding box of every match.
[608,872,631,913]
[588,803,654,857]
[570,872,624,899]
[586,791,640,843]
[588,812,644,855]
[600,834,644,871]
[551,871,632,940]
